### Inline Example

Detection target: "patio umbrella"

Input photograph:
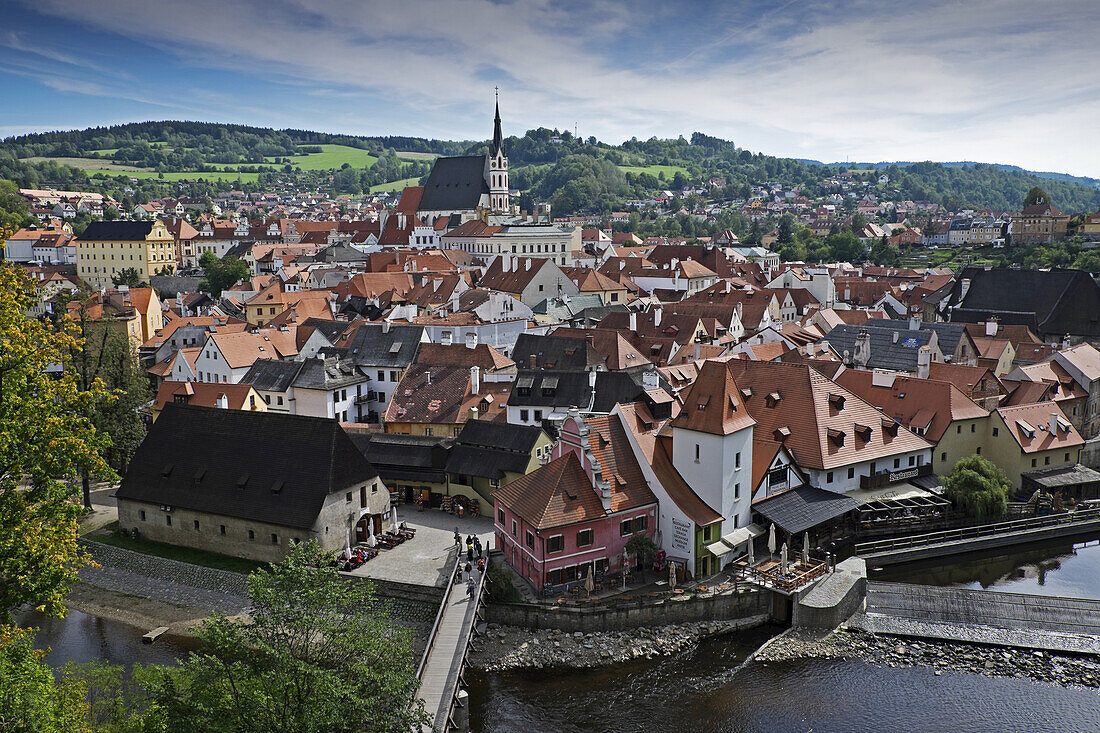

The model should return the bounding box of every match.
[367,517,377,548]
[802,531,810,565]
[585,570,595,597]
[747,538,755,565]
[391,504,398,530]
[344,528,353,559]
[668,561,677,589]
[622,551,630,590]
[767,523,777,556]
[780,543,788,574]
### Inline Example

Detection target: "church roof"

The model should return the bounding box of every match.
[418,155,489,213]
[491,99,505,158]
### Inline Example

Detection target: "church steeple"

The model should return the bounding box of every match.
[487,88,509,213]
[491,90,505,158]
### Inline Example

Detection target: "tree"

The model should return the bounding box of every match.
[825,231,865,263]
[869,235,899,266]
[625,534,659,581]
[146,541,428,733]
[776,214,794,245]
[1023,186,1050,209]
[0,626,92,732]
[199,251,250,297]
[0,264,110,621]
[944,455,1011,519]
[110,267,144,288]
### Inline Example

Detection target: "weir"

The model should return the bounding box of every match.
[849,581,1100,654]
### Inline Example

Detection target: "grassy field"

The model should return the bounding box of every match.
[23,156,147,171]
[369,176,420,193]
[282,144,378,170]
[84,168,262,182]
[618,164,689,179]
[396,151,439,160]
[90,531,266,574]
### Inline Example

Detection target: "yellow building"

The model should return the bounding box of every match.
[75,219,175,289]
[1082,210,1100,240]
[986,404,1084,490]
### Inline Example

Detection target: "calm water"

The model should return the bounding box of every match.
[16,608,198,668]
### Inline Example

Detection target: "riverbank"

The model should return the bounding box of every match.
[469,617,767,671]
[62,581,216,639]
[753,626,1100,688]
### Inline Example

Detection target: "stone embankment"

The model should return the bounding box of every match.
[470,617,766,671]
[754,627,1100,688]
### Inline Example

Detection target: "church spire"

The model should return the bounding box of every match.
[491,87,504,157]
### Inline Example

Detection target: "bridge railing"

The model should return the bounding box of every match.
[855,507,1100,555]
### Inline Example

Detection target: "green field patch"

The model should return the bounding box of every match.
[22,156,147,171]
[618,164,689,179]
[84,168,261,182]
[282,144,378,170]
[90,531,265,574]
[370,176,420,193]
[87,148,119,156]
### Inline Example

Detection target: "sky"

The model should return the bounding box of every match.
[2,0,1100,177]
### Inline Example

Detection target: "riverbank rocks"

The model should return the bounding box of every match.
[752,627,1100,689]
[469,621,738,671]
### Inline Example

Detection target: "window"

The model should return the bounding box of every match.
[511,519,517,536]
[139,510,146,521]
[620,519,633,536]
[489,477,500,488]
[735,452,741,469]
[695,444,700,462]
[534,410,542,421]
[525,530,535,550]
[826,471,833,483]
[893,458,901,469]
[734,483,740,500]
[372,483,378,494]
[520,409,529,422]
[957,425,962,434]
[577,528,593,547]
[992,427,998,436]
[976,446,982,455]
[733,515,739,528]
[271,533,279,544]
[378,370,385,381]
[941,452,947,463]
[635,515,648,532]
[538,284,544,292]
[390,371,399,382]
[346,492,352,503]
[220,525,226,535]
[498,508,505,525]
[1032,458,1037,467]
[1045,456,1050,465]
[971,424,976,433]
[1066,452,1071,462]
[908,456,916,466]
[193,520,200,530]
[424,428,433,436]
[847,467,855,479]
[166,515,172,527]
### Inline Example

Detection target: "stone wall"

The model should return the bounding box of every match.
[82,540,250,598]
[792,557,867,629]
[485,589,770,632]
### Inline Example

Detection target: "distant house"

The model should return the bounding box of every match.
[116,405,389,562]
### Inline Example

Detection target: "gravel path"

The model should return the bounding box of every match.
[78,564,250,615]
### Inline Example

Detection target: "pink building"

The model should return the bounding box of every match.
[493,412,658,590]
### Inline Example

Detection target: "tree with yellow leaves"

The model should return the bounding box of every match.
[0,257,114,621]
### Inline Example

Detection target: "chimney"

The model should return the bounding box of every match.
[451,292,460,313]
[524,258,531,271]
[984,319,998,337]
[654,306,663,327]
[909,316,920,331]
[441,330,453,346]
[916,345,931,379]
[215,393,229,409]
[426,371,431,385]
[805,341,815,357]
[589,370,597,388]
[820,340,830,356]
[465,331,477,349]
[694,343,701,360]
[502,255,510,273]
[629,311,637,331]
[1063,334,1072,350]
[382,320,391,334]
[1050,412,1060,435]
[892,331,900,344]
[725,280,731,294]
[854,329,871,368]
[642,370,659,390]
[959,278,971,301]
[872,369,896,388]
[619,260,625,271]
[470,366,480,395]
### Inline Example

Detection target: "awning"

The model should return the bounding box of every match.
[705,523,764,557]
[845,484,932,505]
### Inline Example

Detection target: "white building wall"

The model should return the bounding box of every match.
[671,425,754,535]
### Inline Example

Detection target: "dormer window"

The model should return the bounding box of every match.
[882,418,899,437]
[854,423,872,442]
[773,426,791,441]
[765,392,781,407]
[828,393,845,410]
[827,428,845,447]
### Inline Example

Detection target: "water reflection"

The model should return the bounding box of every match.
[16,608,196,668]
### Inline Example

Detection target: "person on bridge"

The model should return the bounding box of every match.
[454,528,461,546]
[466,577,475,597]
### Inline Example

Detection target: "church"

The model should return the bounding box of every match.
[414,99,512,225]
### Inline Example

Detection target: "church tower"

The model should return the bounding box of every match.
[488,92,509,213]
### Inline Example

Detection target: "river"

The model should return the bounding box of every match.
[23,537,1100,732]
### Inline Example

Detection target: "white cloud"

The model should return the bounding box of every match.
[15,0,1100,175]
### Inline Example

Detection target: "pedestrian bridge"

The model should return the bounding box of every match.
[850,581,1100,654]
[415,556,486,732]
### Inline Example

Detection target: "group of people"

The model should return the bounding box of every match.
[455,530,486,596]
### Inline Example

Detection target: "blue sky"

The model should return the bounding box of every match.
[3,0,1100,176]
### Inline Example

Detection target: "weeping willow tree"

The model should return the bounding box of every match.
[944,455,1011,519]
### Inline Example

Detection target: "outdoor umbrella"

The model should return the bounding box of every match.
[780,542,788,574]
[669,561,677,589]
[622,551,630,590]
[367,517,377,548]
[344,528,353,559]
[802,531,810,565]
[391,504,398,530]
[767,523,777,556]
[747,538,755,565]
[585,569,595,597]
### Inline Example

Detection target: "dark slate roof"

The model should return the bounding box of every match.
[297,242,371,264]
[301,317,352,345]
[292,357,366,390]
[591,371,650,414]
[349,432,451,484]
[825,323,934,372]
[446,420,543,479]
[241,358,304,391]
[752,484,860,534]
[344,323,424,368]
[512,333,604,370]
[865,319,966,358]
[116,404,377,530]
[943,267,1100,338]
[507,369,594,409]
[75,220,155,241]
[417,155,489,212]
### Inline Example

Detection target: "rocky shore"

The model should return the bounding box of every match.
[753,627,1100,688]
[469,618,764,671]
